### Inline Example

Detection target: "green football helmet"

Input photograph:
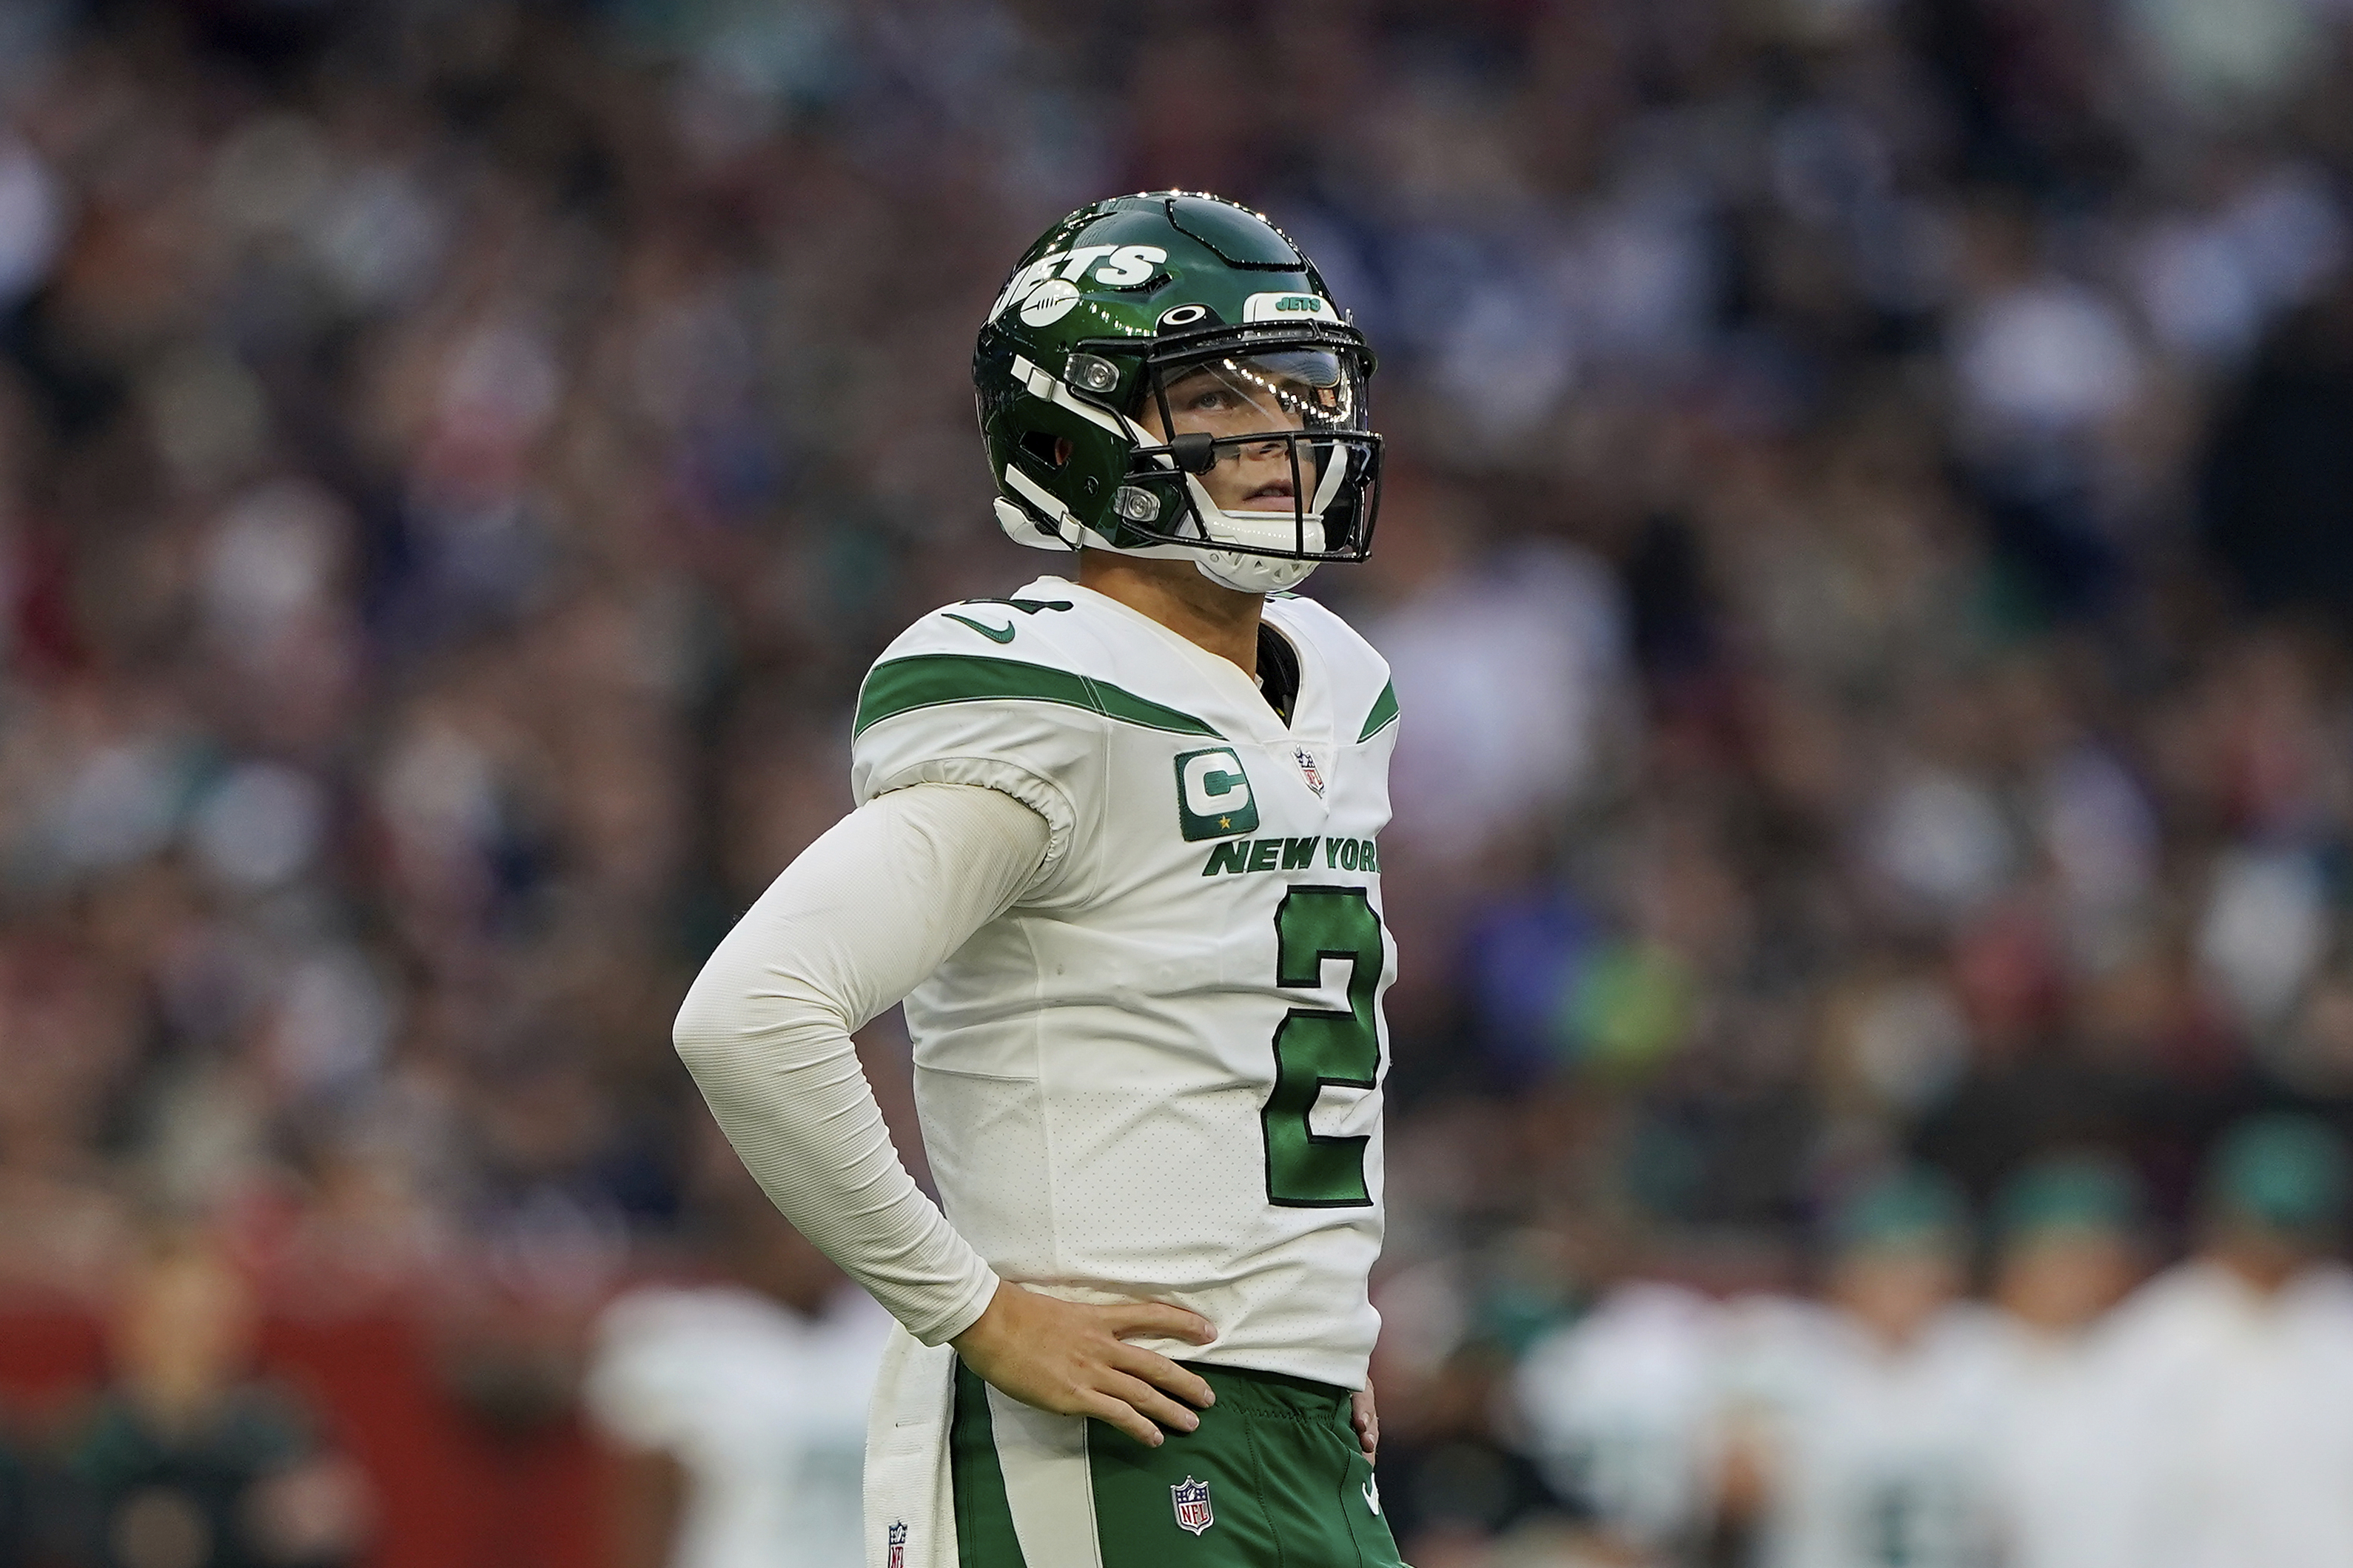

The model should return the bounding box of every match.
[974,192,1383,593]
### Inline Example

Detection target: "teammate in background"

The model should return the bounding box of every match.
[674,193,1400,1567]
[2099,1114,2353,1568]
[587,1123,893,1568]
[1514,1280,1725,1564]
[1981,1154,2149,1568]
[1721,1168,2008,1568]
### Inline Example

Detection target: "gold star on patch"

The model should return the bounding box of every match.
[1219,816,1232,829]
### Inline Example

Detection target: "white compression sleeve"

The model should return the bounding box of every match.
[673,781,1051,1345]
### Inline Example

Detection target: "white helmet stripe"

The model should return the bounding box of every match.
[1010,354,1158,445]
[1000,465,1198,562]
[1001,462,1087,539]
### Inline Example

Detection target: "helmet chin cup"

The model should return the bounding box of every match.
[1195,551,1319,593]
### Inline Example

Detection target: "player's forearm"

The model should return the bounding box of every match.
[679,1000,996,1342]
[673,782,1051,1345]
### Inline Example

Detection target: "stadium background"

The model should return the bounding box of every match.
[2,0,2352,1564]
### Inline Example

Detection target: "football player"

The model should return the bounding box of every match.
[675,193,1400,1567]
[1981,1154,2149,1568]
[2097,1115,2353,1568]
[586,1126,893,1568]
[1722,1168,2010,1568]
[1514,1279,1727,1562]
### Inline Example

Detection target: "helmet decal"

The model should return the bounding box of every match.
[1018,280,1082,327]
[1241,292,1340,323]
[1094,245,1167,287]
[988,243,1169,323]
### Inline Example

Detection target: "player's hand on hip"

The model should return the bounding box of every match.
[1351,1386,1378,1461]
[950,1282,1217,1447]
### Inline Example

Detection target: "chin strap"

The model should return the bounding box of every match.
[993,497,1069,551]
[996,470,1204,567]
[996,467,1093,551]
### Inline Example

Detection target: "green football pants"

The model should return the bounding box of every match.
[950,1359,1406,1567]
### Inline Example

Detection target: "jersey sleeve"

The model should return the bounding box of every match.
[850,613,1110,889]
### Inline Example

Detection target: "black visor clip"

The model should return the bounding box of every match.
[1169,432,1218,474]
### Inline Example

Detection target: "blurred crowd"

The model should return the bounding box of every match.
[5,0,2353,1564]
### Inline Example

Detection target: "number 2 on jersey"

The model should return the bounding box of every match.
[1263,886,1384,1208]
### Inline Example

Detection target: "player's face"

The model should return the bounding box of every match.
[1830,1245,1961,1345]
[1995,1231,2135,1332]
[1140,357,1343,514]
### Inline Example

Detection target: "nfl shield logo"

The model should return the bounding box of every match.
[887,1521,907,1567]
[1171,1475,1215,1535]
[1295,747,1326,798]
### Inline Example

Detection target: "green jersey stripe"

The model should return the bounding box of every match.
[1355,680,1399,742]
[854,653,1225,740]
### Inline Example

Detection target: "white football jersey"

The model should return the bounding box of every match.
[850,576,1399,1390]
[586,1285,894,1568]
[2095,1259,2353,1568]
[1726,1297,2012,1568]
[1981,1312,2149,1568]
[1515,1283,1725,1552]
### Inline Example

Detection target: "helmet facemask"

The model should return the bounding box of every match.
[1083,329,1383,592]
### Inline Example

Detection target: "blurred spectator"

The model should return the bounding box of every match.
[64,1233,369,1568]
[2202,276,2353,621]
[0,134,63,313]
[1366,526,1628,864]
[584,1133,889,1568]
[2100,1114,2353,1568]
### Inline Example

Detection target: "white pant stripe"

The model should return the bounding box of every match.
[983,1384,1104,1568]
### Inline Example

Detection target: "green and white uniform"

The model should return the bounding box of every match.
[681,187,1404,1567]
[851,575,1398,1392]
[950,1360,1399,1568]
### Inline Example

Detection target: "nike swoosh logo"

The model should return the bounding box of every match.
[941,613,1016,644]
[1362,1478,1380,1515]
